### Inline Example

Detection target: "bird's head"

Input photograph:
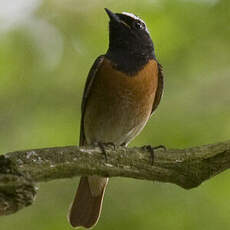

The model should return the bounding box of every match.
[105,8,155,60]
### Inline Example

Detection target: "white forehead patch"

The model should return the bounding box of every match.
[122,12,142,21]
[122,12,149,34]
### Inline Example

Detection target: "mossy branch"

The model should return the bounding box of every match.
[0,140,230,216]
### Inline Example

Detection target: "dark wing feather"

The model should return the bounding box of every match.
[151,62,164,115]
[79,55,104,146]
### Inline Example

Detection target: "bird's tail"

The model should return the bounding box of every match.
[68,176,108,228]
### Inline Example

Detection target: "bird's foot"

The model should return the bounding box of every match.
[97,142,116,161]
[142,145,166,165]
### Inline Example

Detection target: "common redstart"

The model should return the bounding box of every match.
[68,8,164,228]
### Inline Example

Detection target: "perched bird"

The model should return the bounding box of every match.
[68,8,164,229]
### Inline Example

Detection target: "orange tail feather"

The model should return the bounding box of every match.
[69,176,108,228]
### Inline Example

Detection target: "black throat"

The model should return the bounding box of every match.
[106,49,155,76]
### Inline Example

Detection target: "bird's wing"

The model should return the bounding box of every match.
[151,62,164,115]
[79,55,105,146]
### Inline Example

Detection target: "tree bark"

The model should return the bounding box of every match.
[0,140,230,216]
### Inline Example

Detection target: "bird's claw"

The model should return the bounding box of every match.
[142,145,166,165]
[97,142,117,161]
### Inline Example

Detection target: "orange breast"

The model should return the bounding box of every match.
[84,57,159,145]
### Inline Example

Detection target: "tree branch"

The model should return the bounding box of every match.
[0,140,230,216]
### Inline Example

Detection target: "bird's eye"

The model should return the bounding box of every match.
[134,21,145,30]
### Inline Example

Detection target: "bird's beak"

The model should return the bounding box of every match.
[105,8,120,23]
[105,8,131,29]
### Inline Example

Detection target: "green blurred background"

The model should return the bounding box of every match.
[0,0,230,229]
